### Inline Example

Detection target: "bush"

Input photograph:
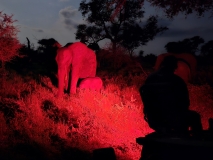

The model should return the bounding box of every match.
[0,66,213,159]
[0,11,21,70]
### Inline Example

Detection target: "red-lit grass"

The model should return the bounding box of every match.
[188,84,213,130]
[0,70,212,159]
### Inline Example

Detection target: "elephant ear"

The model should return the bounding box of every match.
[56,47,73,68]
[78,48,97,78]
[177,58,191,70]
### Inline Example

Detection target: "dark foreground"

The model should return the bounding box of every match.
[137,130,213,160]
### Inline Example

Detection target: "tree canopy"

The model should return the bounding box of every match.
[201,40,213,56]
[108,0,213,19]
[164,36,205,55]
[77,0,167,54]
[147,0,213,18]
[0,11,21,69]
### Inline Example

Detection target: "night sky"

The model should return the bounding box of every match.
[1,0,213,56]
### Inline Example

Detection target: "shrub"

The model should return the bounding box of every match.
[0,11,21,70]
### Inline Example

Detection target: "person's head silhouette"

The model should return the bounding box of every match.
[160,55,178,73]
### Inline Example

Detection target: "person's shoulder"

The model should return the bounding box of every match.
[173,73,185,81]
[145,71,159,81]
[172,74,187,86]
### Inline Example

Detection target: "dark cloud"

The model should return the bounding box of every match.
[64,19,78,30]
[158,26,213,40]
[59,6,79,30]
[155,12,213,42]
[59,6,77,19]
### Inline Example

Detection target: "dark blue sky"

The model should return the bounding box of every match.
[1,0,213,56]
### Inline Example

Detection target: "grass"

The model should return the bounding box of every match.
[0,63,213,160]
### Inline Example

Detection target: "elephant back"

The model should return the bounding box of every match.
[68,42,97,77]
[79,48,97,78]
[155,53,197,82]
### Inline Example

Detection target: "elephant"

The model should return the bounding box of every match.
[174,60,191,83]
[79,77,103,91]
[154,53,197,83]
[55,42,97,97]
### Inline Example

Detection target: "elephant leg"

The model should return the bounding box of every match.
[64,66,71,91]
[70,67,79,94]
[64,74,68,91]
[57,68,66,97]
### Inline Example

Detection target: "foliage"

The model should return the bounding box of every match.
[0,11,21,69]
[141,53,157,67]
[7,38,59,88]
[1,44,213,159]
[114,0,213,18]
[200,40,213,57]
[96,44,148,78]
[77,0,167,54]
[37,38,59,72]
[0,70,148,159]
[37,38,58,50]
[147,0,213,18]
[121,16,167,56]
[75,24,104,44]
[164,36,205,55]
[0,64,213,159]
[84,0,213,19]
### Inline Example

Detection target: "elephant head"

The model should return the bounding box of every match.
[154,53,197,83]
[79,77,103,91]
[55,42,97,97]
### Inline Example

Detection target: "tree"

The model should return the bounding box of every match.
[77,0,167,54]
[164,42,180,53]
[200,40,213,56]
[0,11,21,70]
[165,36,204,55]
[199,40,213,66]
[109,0,213,19]
[37,38,59,72]
[37,38,58,53]
[75,24,104,44]
[147,0,213,18]
[121,16,167,56]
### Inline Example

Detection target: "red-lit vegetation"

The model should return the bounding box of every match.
[0,11,21,71]
[1,48,213,159]
[0,9,213,160]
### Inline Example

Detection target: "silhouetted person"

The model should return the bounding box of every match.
[93,147,116,160]
[140,55,202,136]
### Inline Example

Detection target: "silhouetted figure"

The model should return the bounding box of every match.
[140,55,202,136]
[93,147,116,160]
[138,55,205,160]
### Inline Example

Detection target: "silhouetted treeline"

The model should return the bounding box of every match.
[163,36,213,66]
[6,38,59,83]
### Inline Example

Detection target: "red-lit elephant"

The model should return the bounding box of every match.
[154,53,197,83]
[55,42,97,97]
[79,77,103,91]
[174,60,191,83]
